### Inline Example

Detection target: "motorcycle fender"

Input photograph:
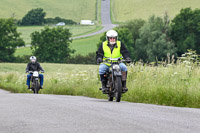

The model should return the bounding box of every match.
[35,78,39,80]
[114,71,122,76]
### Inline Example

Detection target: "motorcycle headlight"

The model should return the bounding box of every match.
[33,71,39,77]
[113,65,120,71]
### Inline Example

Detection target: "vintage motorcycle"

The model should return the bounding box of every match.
[29,71,42,94]
[99,57,128,102]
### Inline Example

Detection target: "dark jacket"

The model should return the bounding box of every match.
[96,41,130,60]
[26,62,44,72]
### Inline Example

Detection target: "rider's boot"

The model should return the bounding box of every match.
[122,71,128,93]
[100,74,108,94]
[27,85,30,90]
[101,80,108,94]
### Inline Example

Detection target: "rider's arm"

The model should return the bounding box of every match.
[25,63,30,72]
[120,42,131,59]
[96,43,104,60]
[37,63,44,72]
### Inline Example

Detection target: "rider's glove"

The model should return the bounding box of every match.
[125,57,132,63]
[97,58,103,64]
[41,71,45,73]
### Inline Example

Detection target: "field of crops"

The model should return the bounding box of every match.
[111,0,200,22]
[0,0,97,22]
[0,62,199,108]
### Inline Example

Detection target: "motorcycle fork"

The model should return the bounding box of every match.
[111,65,116,92]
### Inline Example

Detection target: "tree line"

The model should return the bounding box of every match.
[98,8,200,63]
[0,8,200,64]
[16,8,76,26]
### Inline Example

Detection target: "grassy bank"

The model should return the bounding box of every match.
[112,0,200,22]
[0,62,199,108]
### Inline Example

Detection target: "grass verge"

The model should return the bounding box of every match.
[0,63,199,108]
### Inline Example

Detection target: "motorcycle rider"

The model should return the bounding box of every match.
[96,30,131,93]
[25,56,45,91]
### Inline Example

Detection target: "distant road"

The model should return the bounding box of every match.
[23,0,116,48]
[0,89,200,133]
[72,0,117,39]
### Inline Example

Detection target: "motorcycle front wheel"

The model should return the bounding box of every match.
[114,77,122,102]
[34,80,39,94]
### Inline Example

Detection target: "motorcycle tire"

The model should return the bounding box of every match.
[34,80,39,94]
[108,96,113,101]
[115,77,122,102]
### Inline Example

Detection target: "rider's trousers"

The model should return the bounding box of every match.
[99,63,127,82]
[26,74,44,87]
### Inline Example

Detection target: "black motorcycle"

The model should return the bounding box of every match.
[99,57,127,102]
[29,71,42,94]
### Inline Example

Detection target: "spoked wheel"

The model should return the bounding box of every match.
[34,81,39,94]
[114,77,122,102]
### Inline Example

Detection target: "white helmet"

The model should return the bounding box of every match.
[30,56,36,63]
[106,30,118,40]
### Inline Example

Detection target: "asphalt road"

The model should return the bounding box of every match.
[1,89,200,133]
[72,0,117,39]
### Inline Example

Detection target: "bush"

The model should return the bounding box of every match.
[67,52,96,64]
[45,17,76,25]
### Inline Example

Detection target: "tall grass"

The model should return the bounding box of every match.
[0,62,199,108]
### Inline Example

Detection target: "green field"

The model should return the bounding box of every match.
[17,25,103,44]
[112,0,200,22]
[0,62,199,107]
[70,34,102,55]
[15,33,102,56]
[0,0,98,22]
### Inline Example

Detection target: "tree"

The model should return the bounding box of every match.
[135,15,177,62]
[31,26,75,63]
[171,8,200,56]
[21,8,46,25]
[117,19,145,59]
[0,18,25,62]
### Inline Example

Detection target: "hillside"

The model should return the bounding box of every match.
[0,0,97,22]
[112,0,200,22]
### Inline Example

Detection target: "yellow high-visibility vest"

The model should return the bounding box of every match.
[102,41,122,66]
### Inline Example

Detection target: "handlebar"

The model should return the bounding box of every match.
[27,71,44,73]
[102,57,125,64]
